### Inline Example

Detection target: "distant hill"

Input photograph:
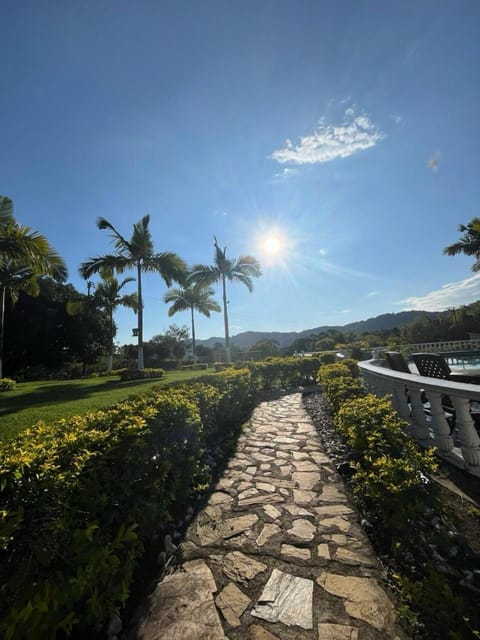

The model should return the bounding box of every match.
[197,310,440,350]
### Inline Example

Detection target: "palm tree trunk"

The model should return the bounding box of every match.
[0,286,5,379]
[137,261,144,370]
[191,305,196,363]
[108,308,114,371]
[222,275,231,363]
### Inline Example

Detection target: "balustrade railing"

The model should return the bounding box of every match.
[357,359,480,476]
[372,338,480,359]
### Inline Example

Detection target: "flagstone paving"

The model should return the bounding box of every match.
[135,393,409,640]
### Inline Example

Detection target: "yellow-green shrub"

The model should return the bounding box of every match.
[0,369,254,639]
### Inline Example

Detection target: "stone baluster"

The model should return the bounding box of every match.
[390,380,411,421]
[428,391,454,454]
[408,387,431,443]
[451,397,480,469]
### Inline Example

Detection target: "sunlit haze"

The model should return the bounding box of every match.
[2,1,479,344]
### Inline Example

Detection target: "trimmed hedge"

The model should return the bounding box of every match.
[0,358,316,638]
[118,367,165,381]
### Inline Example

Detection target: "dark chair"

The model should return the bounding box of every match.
[385,351,410,373]
[411,352,451,379]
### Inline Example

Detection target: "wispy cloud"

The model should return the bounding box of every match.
[400,273,480,311]
[391,114,404,125]
[273,167,299,179]
[271,108,384,165]
[367,291,379,297]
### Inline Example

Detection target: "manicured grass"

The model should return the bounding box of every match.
[0,369,213,442]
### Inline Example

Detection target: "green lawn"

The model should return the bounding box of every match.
[0,369,213,443]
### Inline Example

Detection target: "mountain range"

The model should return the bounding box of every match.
[197,310,440,349]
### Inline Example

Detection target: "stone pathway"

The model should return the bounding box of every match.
[135,393,408,640]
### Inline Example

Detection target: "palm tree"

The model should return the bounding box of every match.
[164,281,220,362]
[443,218,480,271]
[79,215,186,370]
[0,196,68,378]
[94,275,138,370]
[189,236,261,363]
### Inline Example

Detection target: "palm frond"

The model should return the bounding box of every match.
[97,217,132,255]
[0,195,14,226]
[79,255,133,279]
[144,252,187,286]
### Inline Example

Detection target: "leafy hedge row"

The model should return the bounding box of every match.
[0,358,314,639]
[317,361,478,640]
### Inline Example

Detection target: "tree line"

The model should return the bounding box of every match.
[2,194,479,379]
[0,196,261,378]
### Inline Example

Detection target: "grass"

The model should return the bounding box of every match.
[0,369,213,443]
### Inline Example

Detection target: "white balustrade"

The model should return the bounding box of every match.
[357,360,480,477]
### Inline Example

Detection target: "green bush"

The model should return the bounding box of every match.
[0,368,254,639]
[0,378,16,391]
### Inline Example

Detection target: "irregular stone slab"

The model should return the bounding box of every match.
[220,551,267,585]
[319,486,348,502]
[260,463,271,471]
[292,451,312,461]
[263,504,282,520]
[275,436,298,444]
[223,514,259,539]
[317,573,396,631]
[315,505,353,516]
[317,543,331,560]
[251,568,313,629]
[256,523,281,546]
[310,451,331,465]
[335,548,375,567]
[279,488,289,496]
[287,518,316,541]
[250,624,281,640]
[284,504,314,517]
[251,452,275,462]
[318,516,351,532]
[292,471,321,490]
[208,491,232,506]
[238,487,259,500]
[196,506,224,545]
[216,478,234,490]
[281,544,311,561]
[280,465,293,476]
[318,622,359,639]
[215,582,251,627]
[276,451,289,459]
[236,494,284,510]
[137,559,225,640]
[323,533,348,545]
[293,489,316,505]
[292,460,319,472]
[246,465,257,475]
[256,476,295,488]
[256,482,276,492]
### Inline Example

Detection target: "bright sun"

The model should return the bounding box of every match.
[263,234,283,256]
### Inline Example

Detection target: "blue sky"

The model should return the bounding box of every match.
[2,1,480,345]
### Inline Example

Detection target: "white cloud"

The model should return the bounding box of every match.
[367,291,379,297]
[271,108,384,165]
[400,273,480,311]
[318,248,327,256]
[391,114,404,125]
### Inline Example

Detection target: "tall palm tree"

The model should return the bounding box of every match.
[443,218,480,271]
[94,276,138,371]
[0,196,68,378]
[79,215,186,370]
[164,281,220,362]
[189,237,261,363]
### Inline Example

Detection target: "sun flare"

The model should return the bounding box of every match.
[262,234,284,256]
